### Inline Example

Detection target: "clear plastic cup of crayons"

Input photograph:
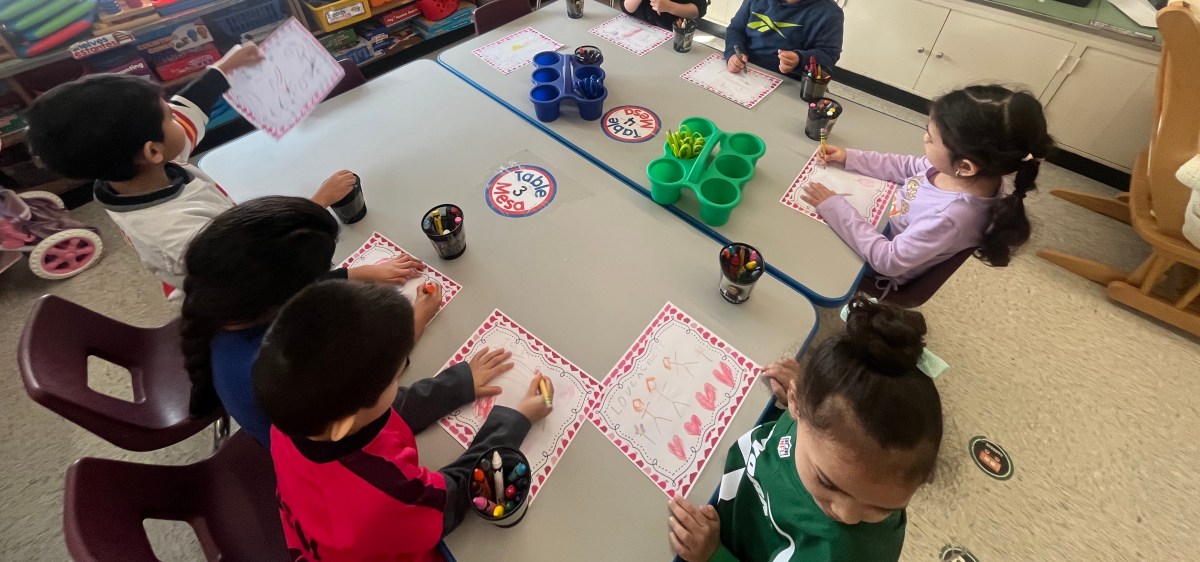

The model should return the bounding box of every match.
[719,243,765,304]
[422,203,466,260]
[470,446,532,528]
[805,98,842,141]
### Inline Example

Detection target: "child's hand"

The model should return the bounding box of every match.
[347,255,425,284]
[413,280,441,328]
[214,42,264,74]
[800,181,840,207]
[310,170,357,208]
[515,372,553,424]
[777,50,800,74]
[817,143,847,167]
[668,496,721,562]
[762,358,799,407]
[469,347,513,399]
[648,0,674,13]
[727,53,747,73]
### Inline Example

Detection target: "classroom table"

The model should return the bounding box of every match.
[201,60,817,562]
[438,2,928,306]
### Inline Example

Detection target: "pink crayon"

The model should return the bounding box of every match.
[473,497,497,512]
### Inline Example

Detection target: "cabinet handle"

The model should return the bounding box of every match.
[935,52,944,59]
[917,47,925,54]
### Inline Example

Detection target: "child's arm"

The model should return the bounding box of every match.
[787,10,843,72]
[621,0,643,15]
[169,43,263,161]
[811,193,966,279]
[723,1,753,62]
[649,0,702,19]
[842,148,931,184]
[392,348,512,433]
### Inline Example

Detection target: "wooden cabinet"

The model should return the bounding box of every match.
[703,0,740,26]
[840,0,949,90]
[913,10,1075,98]
[1043,47,1157,169]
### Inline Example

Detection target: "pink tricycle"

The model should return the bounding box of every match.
[0,188,103,280]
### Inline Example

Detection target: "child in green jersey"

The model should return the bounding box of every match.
[668,296,943,562]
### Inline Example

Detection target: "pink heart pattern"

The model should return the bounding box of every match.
[713,362,734,388]
[667,435,687,461]
[696,383,717,411]
[684,415,702,436]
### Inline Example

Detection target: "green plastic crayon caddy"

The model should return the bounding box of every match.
[645,117,766,226]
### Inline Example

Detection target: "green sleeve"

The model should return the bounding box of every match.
[708,544,741,562]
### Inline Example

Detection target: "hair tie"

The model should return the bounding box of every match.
[1022,153,1043,163]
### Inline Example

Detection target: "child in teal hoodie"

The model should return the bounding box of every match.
[724,0,843,78]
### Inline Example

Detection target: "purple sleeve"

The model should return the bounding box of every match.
[815,196,963,278]
[844,149,931,184]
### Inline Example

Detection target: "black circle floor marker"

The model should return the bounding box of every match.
[969,436,1013,480]
[941,545,979,562]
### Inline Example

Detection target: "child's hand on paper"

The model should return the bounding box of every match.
[310,169,357,208]
[649,0,675,14]
[515,372,553,423]
[668,496,721,562]
[816,143,847,167]
[347,255,426,284]
[413,280,441,327]
[762,358,799,407]
[727,53,747,73]
[800,181,839,206]
[469,347,514,398]
[777,50,800,74]
[214,42,264,75]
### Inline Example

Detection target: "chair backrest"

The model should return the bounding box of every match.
[326,59,367,100]
[473,0,533,35]
[18,294,216,451]
[64,431,287,562]
[857,247,977,308]
[1142,3,1200,237]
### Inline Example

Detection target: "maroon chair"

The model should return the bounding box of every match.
[473,0,533,35]
[325,59,366,100]
[63,431,287,562]
[18,294,220,452]
[856,247,977,308]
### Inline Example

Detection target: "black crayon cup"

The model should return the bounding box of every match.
[469,447,531,528]
[331,173,367,224]
[422,204,466,260]
[718,243,765,304]
[804,98,842,141]
[673,19,696,53]
[800,68,831,102]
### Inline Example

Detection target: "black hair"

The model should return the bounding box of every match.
[25,74,165,182]
[792,296,943,483]
[180,196,339,418]
[253,281,415,437]
[931,85,1055,267]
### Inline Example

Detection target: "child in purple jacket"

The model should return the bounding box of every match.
[802,85,1054,289]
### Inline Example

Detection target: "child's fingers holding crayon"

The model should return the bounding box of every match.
[214,42,264,74]
[817,144,848,166]
[515,373,553,423]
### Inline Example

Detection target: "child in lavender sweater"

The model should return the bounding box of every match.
[801,85,1054,288]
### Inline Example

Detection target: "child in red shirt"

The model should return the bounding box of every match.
[253,281,554,561]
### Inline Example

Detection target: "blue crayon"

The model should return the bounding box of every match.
[507,463,528,482]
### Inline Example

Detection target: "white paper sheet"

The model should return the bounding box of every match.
[339,232,461,311]
[471,27,564,74]
[590,303,761,498]
[1107,0,1159,28]
[439,310,597,502]
[679,53,782,109]
[780,148,898,227]
[222,18,344,139]
[589,15,673,56]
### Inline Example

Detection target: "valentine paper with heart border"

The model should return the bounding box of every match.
[780,148,898,227]
[339,232,461,310]
[589,302,761,498]
[438,309,597,503]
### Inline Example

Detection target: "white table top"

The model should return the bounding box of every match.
[201,60,817,561]
[438,2,927,305]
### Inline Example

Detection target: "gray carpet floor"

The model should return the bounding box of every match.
[2,65,1197,562]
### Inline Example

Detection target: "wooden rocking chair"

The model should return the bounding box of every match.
[1038,2,1200,337]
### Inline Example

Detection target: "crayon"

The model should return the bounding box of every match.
[505,485,517,499]
[423,282,437,295]
[505,501,516,512]
[492,452,505,504]
[538,376,553,407]
[507,463,528,482]
[492,505,506,518]
[473,468,493,499]
[472,497,496,512]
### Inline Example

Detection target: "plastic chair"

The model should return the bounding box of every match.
[18,294,221,452]
[1038,4,1200,336]
[473,0,532,35]
[63,431,287,562]
[856,246,977,308]
[326,59,367,100]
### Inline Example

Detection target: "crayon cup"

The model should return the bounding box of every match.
[422,204,466,260]
[800,68,831,102]
[566,0,584,18]
[469,447,532,528]
[804,98,842,141]
[718,243,764,304]
[330,173,367,224]
[673,19,695,53]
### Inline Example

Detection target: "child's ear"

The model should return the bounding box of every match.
[956,158,981,178]
[328,416,356,442]
[140,140,167,166]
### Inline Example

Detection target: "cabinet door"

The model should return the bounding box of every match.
[704,0,734,26]
[839,0,949,90]
[914,11,1074,98]
[1044,48,1156,170]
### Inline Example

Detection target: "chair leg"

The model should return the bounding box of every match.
[213,413,231,451]
[1176,277,1200,310]
[1048,189,1131,224]
[1138,255,1175,296]
[1107,281,1200,337]
[1037,249,1129,285]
